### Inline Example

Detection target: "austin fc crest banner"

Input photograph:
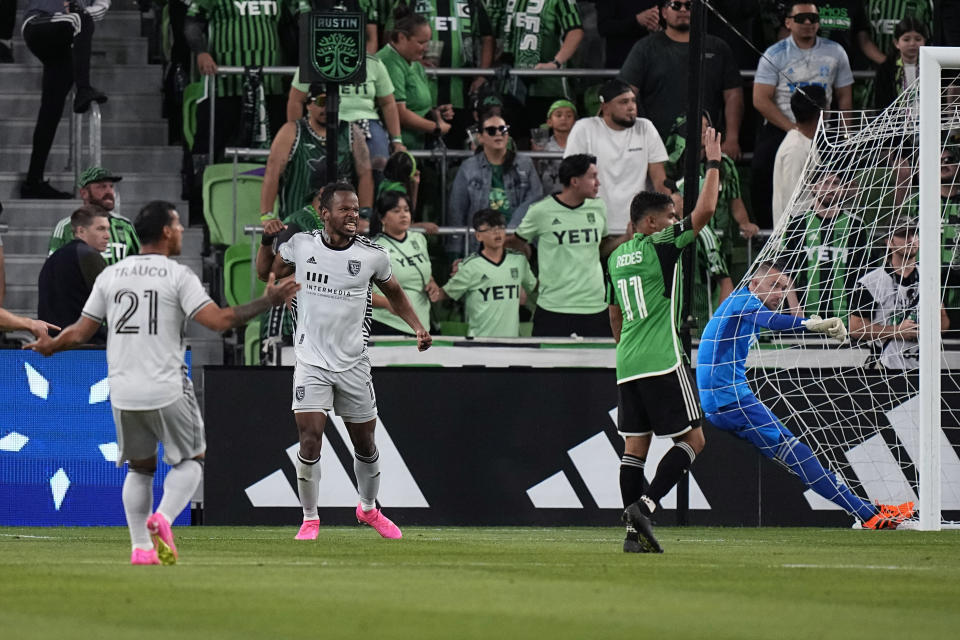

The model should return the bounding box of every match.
[299,10,366,84]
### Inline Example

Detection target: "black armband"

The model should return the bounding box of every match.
[705,159,722,171]
[261,234,276,246]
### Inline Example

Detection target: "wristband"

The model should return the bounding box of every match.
[260,212,278,223]
[705,159,722,171]
[552,58,562,67]
[390,136,403,144]
[261,233,276,246]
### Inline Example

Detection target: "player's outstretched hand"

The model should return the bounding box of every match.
[704,126,722,163]
[804,315,847,342]
[265,272,301,306]
[416,329,432,352]
[23,332,55,356]
[26,319,59,339]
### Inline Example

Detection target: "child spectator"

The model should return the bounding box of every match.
[431,209,537,338]
[874,17,927,109]
[536,99,577,196]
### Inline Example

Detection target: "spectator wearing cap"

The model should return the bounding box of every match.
[849,220,948,370]
[48,167,140,265]
[448,112,542,255]
[536,99,577,195]
[772,85,827,228]
[618,0,743,159]
[261,84,367,235]
[286,52,406,212]
[19,0,110,199]
[38,205,110,344]
[564,79,669,235]
[752,2,853,228]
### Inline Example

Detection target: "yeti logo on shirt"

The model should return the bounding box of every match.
[348,259,362,276]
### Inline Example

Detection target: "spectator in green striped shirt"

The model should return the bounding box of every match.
[48,166,140,265]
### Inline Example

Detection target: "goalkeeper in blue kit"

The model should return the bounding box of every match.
[696,261,915,529]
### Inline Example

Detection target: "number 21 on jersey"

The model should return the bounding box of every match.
[114,289,159,335]
[616,276,648,322]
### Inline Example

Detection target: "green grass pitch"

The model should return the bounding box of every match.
[1,525,959,639]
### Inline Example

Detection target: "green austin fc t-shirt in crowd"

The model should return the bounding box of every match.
[291,57,395,123]
[606,217,696,383]
[372,231,432,333]
[503,0,582,98]
[377,43,435,149]
[515,194,607,314]
[187,0,306,97]
[443,249,536,337]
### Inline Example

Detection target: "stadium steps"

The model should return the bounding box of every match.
[1,6,233,370]
[12,38,149,67]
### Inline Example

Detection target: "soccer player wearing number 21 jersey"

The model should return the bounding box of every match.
[27,201,301,565]
[270,182,432,541]
[606,127,722,554]
[696,261,916,529]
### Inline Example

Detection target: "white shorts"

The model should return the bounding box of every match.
[292,356,377,422]
[111,380,206,467]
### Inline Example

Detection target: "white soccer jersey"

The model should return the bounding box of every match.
[279,231,392,371]
[82,254,214,410]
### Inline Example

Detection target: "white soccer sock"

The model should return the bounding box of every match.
[156,459,202,524]
[296,452,321,520]
[122,470,154,551]
[354,449,380,512]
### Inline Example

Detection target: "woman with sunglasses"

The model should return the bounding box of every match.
[448,113,543,255]
[377,4,454,149]
[370,190,440,336]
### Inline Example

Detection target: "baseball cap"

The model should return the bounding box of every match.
[598,79,634,105]
[78,166,122,188]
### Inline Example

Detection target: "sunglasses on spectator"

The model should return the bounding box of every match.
[312,95,327,107]
[666,1,692,10]
[483,125,510,136]
[789,12,819,24]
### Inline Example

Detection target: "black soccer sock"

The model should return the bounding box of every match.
[619,454,647,510]
[642,442,697,512]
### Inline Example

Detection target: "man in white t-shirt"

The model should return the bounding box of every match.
[772,85,827,228]
[27,200,299,566]
[270,181,431,542]
[563,79,670,234]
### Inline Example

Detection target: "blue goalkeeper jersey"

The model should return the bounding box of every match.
[697,288,807,413]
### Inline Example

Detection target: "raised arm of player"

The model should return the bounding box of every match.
[691,127,722,235]
[376,275,432,351]
[193,273,300,332]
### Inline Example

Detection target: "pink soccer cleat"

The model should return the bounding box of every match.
[356,504,402,539]
[146,512,178,565]
[130,548,160,565]
[295,519,320,540]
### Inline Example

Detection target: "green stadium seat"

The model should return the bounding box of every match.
[202,163,266,246]
[223,242,265,307]
[244,318,261,366]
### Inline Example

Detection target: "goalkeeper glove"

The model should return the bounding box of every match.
[804,315,848,342]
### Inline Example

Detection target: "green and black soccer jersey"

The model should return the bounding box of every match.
[279,119,327,219]
[515,194,607,314]
[187,0,305,97]
[283,204,323,232]
[443,249,536,337]
[48,213,140,265]
[868,0,932,56]
[503,0,582,98]
[372,231,432,333]
[692,224,730,338]
[606,217,696,382]
[675,154,742,259]
[781,210,871,320]
[381,0,492,108]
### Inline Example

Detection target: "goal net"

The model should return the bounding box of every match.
[738,56,960,530]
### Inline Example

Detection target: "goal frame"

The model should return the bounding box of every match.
[917,46,960,531]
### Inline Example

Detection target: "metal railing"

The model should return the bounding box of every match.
[67,94,102,188]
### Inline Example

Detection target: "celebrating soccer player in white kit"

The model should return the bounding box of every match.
[26,201,301,565]
[270,181,432,541]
